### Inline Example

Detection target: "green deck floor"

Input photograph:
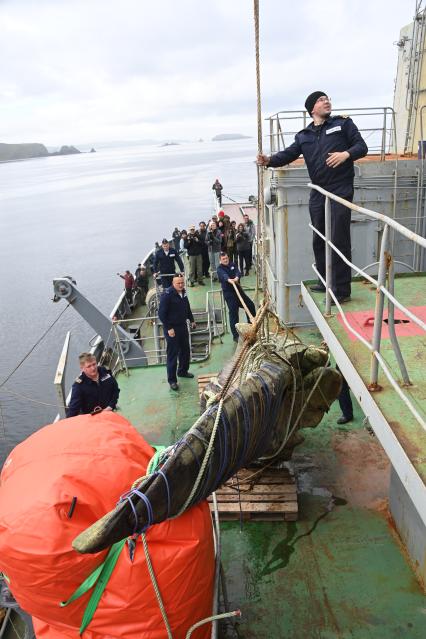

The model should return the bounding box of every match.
[305,273,426,485]
[115,277,426,639]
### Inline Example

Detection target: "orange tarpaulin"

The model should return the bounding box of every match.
[0,412,214,638]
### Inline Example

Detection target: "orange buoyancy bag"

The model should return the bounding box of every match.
[0,412,214,638]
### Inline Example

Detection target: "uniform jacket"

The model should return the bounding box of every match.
[153,248,184,275]
[268,115,368,190]
[158,286,194,331]
[67,366,120,417]
[184,232,203,256]
[217,262,242,296]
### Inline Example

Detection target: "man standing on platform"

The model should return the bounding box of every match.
[257,91,368,304]
[153,238,185,289]
[216,252,256,343]
[212,178,223,206]
[158,274,196,391]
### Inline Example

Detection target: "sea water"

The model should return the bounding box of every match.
[0,138,257,464]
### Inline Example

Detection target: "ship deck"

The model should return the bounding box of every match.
[115,274,426,639]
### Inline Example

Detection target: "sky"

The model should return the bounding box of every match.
[0,0,417,146]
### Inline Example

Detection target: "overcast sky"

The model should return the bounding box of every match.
[0,0,416,145]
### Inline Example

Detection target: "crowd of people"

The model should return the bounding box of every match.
[164,209,256,286]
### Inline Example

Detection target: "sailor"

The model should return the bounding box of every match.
[67,352,120,417]
[212,178,223,205]
[153,238,185,289]
[158,274,196,391]
[257,91,368,304]
[216,252,256,342]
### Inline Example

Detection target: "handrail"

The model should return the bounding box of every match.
[308,182,426,433]
[266,107,397,158]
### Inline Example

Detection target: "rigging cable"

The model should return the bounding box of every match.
[0,303,70,390]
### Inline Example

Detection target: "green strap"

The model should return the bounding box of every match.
[60,444,166,635]
[61,540,125,635]
[147,444,166,474]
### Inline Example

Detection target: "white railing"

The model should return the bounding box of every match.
[308,182,426,433]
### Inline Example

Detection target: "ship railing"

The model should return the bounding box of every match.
[109,310,213,370]
[266,107,397,161]
[308,182,426,432]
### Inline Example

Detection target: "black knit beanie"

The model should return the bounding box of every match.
[305,91,327,115]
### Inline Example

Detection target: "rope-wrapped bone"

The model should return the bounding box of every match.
[73,333,341,554]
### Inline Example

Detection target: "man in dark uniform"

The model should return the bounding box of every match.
[67,352,120,417]
[257,91,368,303]
[158,274,196,391]
[216,252,256,342]
[153,238,185,289]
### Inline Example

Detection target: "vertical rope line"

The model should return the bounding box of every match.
[253,0,267,296]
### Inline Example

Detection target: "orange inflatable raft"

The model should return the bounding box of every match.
[0,412,214,638]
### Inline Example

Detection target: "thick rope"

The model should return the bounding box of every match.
[230,281,255,322]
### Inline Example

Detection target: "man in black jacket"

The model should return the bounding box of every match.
[153,238,185,289]
[257,91,368,303]
[158,274,196,391]
[67,353,120,417]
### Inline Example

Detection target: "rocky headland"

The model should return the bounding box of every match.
[0,143,84,162]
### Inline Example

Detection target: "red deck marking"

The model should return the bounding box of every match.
[336,305,426,341]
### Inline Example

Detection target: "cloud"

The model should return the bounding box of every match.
[0,0,415,144]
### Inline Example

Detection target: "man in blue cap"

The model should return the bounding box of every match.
[154,238,185,289]
[257,92,368,303]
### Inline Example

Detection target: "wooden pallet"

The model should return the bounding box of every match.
[197,373,217,397]
[208,467,298,521]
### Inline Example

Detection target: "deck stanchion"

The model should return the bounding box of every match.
[324,196,332,315]
[369,224,389,389]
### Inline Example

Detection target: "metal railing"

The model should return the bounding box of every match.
[308,182,426,432]
[266,107,397,160]
[107,287,227,371]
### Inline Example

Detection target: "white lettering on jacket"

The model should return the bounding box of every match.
[326,126,342,135]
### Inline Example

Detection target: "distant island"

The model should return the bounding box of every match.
[212,134,252,141]
[0,142,85,163]
[160,141,180,147]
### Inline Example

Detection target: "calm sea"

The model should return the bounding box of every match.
[0,138,257,464]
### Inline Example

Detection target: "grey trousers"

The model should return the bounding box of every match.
[188,254,203,283]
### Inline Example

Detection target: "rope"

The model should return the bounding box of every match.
[0,304,70,390]
[185,610,242,639]
[253,0,268,298]
[230,281,255,322]
[141,532,173,639]
[0,386,65,408]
